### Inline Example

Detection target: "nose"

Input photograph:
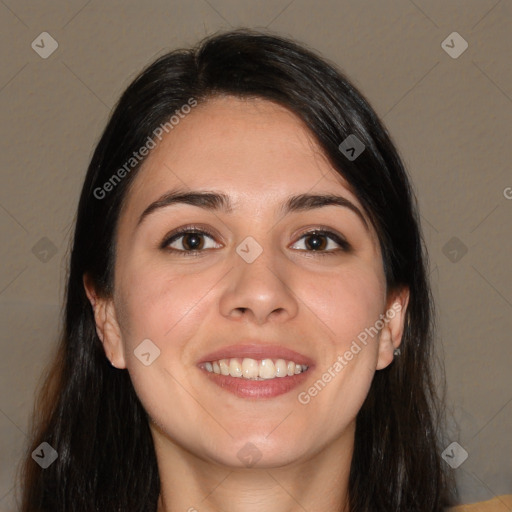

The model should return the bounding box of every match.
[219,246,299,325]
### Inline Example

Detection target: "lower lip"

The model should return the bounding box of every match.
[199,367,314,399]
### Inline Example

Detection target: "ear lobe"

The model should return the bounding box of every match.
[375,287,410,371]
[83,274,126,369]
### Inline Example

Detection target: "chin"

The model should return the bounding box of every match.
[212,434,306,469]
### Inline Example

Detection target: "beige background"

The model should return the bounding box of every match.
[0,0,511,509]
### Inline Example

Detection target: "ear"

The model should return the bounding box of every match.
[83,273,127,369]
[376,286,410,371]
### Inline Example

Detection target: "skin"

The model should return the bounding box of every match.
[84,96,409,512]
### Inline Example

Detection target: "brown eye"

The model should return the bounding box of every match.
[304,233,328,251]
[161,227,221,255]
[291,229,351,255]
[179,232,205,251]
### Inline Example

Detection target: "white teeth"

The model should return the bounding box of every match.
[274,359,287,377]
[242,358,259,379]
[219,359,230,376]
[229,358,243,377]
[203,357,309,380]
[259,359,275,379]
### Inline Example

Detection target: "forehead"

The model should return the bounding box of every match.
[120,96,371,230]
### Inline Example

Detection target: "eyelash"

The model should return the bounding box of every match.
[160,224,351,257]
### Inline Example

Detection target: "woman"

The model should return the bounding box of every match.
[19,29,455,511]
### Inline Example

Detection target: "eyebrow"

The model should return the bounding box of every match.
[136,189,369,231]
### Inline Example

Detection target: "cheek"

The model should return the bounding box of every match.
[117,265,211,344]
[296,266,385,428]
[114,256,230,384]
[273,265,385,456]
[114,265,218,424]
[307,263,386,350]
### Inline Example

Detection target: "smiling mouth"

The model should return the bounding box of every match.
[198,358,313,400]
[199,357,309,380]
[196,342,315,399]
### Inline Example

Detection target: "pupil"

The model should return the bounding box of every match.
[307,235,325,251]
[185,233,202,250]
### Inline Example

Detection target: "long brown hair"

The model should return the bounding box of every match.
[18,28,455,511]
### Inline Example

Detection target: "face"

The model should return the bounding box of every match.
[85,96,409,468]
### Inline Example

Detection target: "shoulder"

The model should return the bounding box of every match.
[447,495,512,512]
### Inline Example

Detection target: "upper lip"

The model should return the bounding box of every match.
[197,342,315,367]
